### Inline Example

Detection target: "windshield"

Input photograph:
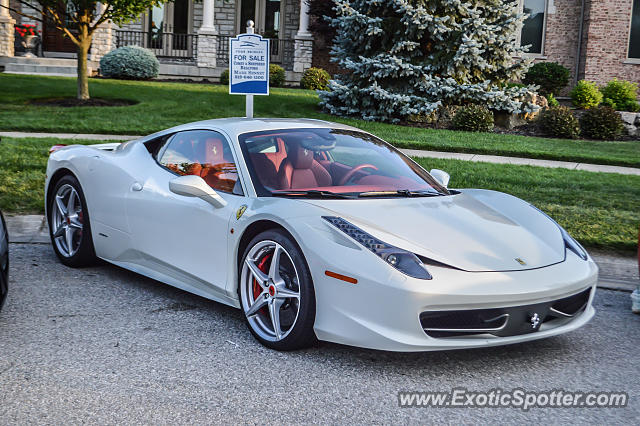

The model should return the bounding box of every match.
[238,128,448,198]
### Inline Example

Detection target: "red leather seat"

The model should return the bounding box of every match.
[250,138,287,189]
[199,138,238,193]
[277,136,332,189]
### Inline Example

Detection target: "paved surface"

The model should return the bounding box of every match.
[7,215,638,292]
[2,131,639,175]
[400,148,640,176]
[0,131,138,141]
[0,243,639,424]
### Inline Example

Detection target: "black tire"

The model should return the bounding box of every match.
[47,175,96,267]
[0,211,8,311]
[239,229,317,351]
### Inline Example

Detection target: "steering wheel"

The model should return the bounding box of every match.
[339,164,379,185]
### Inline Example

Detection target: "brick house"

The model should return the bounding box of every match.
[0,0,639,87]
[525,0,640,89]
[0,0,313,82]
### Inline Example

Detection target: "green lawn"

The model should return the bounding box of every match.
[1,137,638,253]
[1,74,639,167]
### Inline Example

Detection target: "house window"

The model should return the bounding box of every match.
[520,0,547,55]
[630,0,640,59]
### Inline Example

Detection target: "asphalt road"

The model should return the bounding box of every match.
[1,243,638,424]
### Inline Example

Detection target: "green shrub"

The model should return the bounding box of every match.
[220,69,229,85]
[269,64,285,87]
[451,105,494,132]
[600,79,640,112]
[570,80,603,109]
[523,62,571,96]
[546,93,560,107]
[540,106,580,139]
[300,67,330,90]
[100,46,159,80]
[580,106,624,140]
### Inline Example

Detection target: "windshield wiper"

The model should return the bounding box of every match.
[358,189,446,198]
[272,190,355,199]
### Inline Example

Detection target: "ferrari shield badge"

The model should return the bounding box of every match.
[236,204,248,220]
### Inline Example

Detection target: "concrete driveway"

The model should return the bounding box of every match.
[0,243,638,424]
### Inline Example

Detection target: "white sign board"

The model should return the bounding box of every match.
[229,33,270,96]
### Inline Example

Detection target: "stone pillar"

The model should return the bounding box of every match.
[197,0,217,68]
[292,0,313,73]
[90,4,114,62]
[0,0,15,57]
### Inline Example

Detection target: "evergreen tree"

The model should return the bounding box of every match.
[319,0,538,122]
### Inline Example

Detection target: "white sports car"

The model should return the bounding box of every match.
[45,118,597,351]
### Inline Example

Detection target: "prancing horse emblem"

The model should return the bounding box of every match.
[515,257,526,265]
[530,313,541,329]
[236,204,247,220]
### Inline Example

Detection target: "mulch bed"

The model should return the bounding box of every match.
[28,97,137,107]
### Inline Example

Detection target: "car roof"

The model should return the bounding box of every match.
[155,118,362,139]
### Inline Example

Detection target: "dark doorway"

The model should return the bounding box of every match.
[42,2,77,53]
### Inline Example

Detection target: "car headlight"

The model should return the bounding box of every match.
[530,204,588,261]
[322,216,432,280]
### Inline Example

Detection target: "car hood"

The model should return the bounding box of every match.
[302,189,566,272]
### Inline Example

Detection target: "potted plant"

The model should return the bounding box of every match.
[15,24,40,58]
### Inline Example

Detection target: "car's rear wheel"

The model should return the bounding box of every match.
[48,175,96,267]
[239,229,317,350]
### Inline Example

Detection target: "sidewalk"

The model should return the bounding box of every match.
[2,131,640,176]
[6,214,638,292]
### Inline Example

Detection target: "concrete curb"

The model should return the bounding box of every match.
[400,148,640,176]
[0,131,138,141]
[6,214,638,292]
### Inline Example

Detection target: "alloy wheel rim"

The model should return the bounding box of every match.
[51,184,83,258]
[240,240,301,342]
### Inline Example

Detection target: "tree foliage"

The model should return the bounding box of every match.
[319,0,538,122]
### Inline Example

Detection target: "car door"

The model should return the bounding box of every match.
[125,129,245,300]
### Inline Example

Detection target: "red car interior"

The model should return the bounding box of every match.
[244,131,435,193]
[164,136,239,193]
[276,135,332,189]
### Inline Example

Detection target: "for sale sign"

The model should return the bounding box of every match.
[229,34,270,95]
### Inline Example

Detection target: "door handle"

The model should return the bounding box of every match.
[131,182,143,192]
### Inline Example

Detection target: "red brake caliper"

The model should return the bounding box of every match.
[252,253,272,315]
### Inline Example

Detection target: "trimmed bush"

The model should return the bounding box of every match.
[540,106,580,139]
[523,62,571,96]
[546,93,560,107]
[600,79,640,112]
[570,80,602,109]
[100,46,159,80]
[580,106,624,140]
[269,64,285,87]
[301,67,330,90]
[220,69,229,85]
[451,105,494,132]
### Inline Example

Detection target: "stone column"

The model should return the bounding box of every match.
[0,0,16,57]
[292,0,313,73]
[90,5,115,62]
[197,0,217,68]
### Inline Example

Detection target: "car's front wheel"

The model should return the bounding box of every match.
[239,229,317,350]
[48,175,96,267]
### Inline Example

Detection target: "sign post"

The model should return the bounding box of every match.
[229,20,270,118]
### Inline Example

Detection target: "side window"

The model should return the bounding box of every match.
[159,130,242,195]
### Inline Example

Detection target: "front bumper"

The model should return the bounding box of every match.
[296,219,598,352]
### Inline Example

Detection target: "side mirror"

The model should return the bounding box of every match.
[429,169,450,188]
[169,175,227,209]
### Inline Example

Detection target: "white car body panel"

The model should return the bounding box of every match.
[45,118,598,351]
